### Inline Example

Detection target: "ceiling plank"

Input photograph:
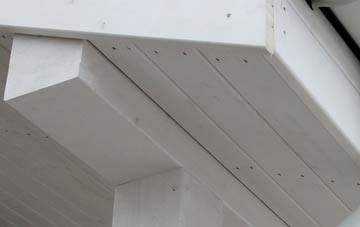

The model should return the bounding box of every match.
[5,34,288,227]
[0,203,35,227]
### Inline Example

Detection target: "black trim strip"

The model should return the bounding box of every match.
[305,0,313,9]
[320,7,360,62]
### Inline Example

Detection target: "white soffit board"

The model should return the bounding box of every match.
[92,2,359,227]
[93,34,353,227]
[271,0,360,196]
[114,169,225,227]
[93,41,322,227]
[1,0,360,227]
[276,0,360,201]
[0,0,267,47]
[4,35,288,227]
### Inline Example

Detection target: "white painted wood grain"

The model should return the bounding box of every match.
[0,0,267,47]
[0,170,79,227]
[138,44,349,226]
[0,152,102,226]
[0,42,114,226]
[222,206,251,227]
[1,2,358,225]
[113,169,223,227]
[272,0,360,183]
[93,41,319,227]
[0,189,56,227]
[0,203,34,227]
[5,35,178,185]
[0,103,114,226]
[93,25,360,226]
[4,35,83,101]
[200,46,360,210]
[7,35,288,227]
[0,216,16,227]
[0,104,113,224]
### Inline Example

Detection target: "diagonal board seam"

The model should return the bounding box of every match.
[129,42,322,227]
[269,0,360,201]
[194,48,352,213]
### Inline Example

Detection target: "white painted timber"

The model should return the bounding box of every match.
[0,0,267,47]
[269,0,360,209]
[114,168,259,227]
[0,202,35,227]
[5,35,178,185]
[0,170,79,227]
[138,42,348,226]
[4,35,288,227]
[1,1,360,226]
[0,216,16,227]
[113,169,225,227]
[271,0,360,177]
[93,34,360,226]
[0,42,114,226]
[0,188,57,227]
[202,46,360,210]
[0,104,114,227]
[93,40,323,227]
[91,2,360,224]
